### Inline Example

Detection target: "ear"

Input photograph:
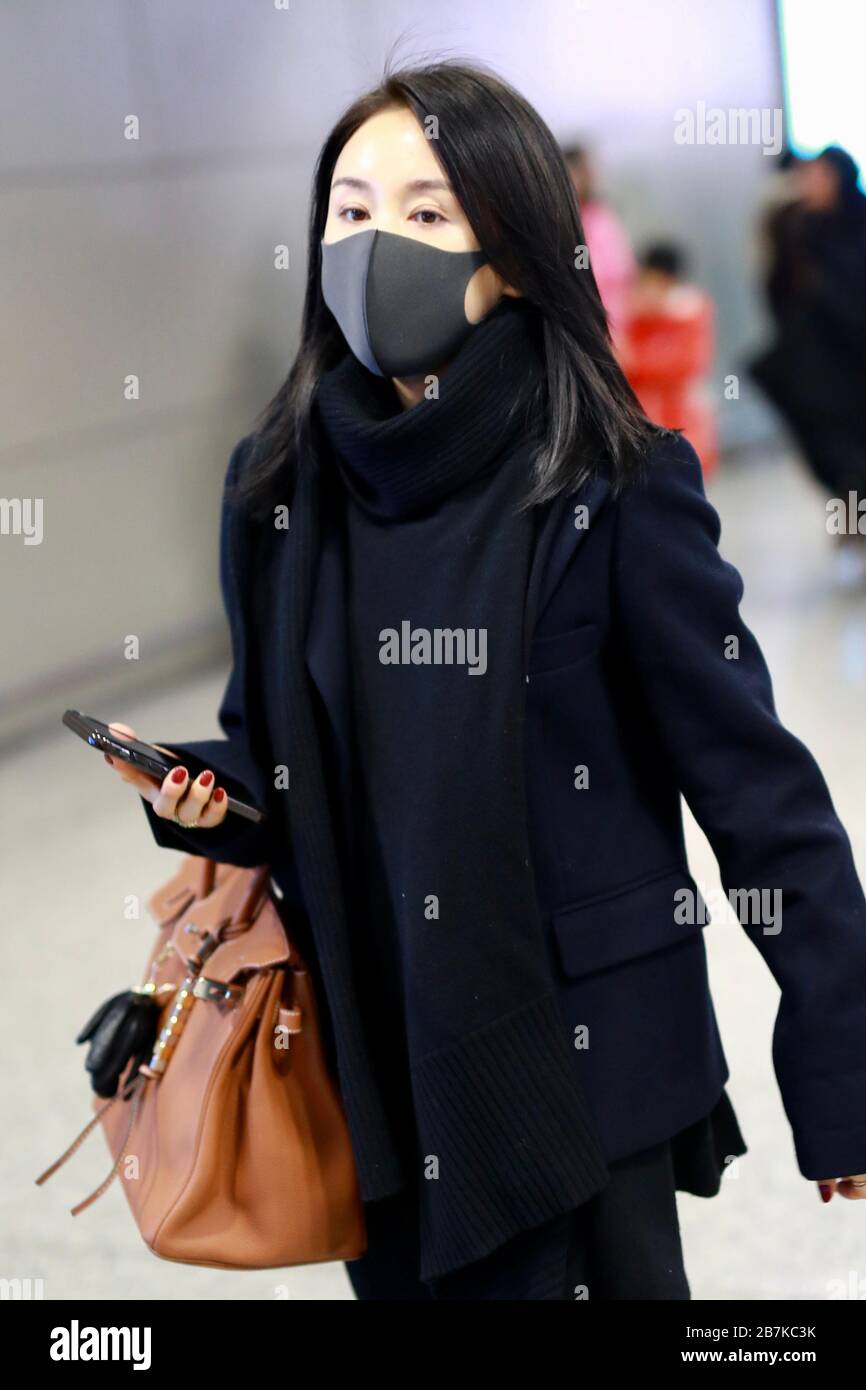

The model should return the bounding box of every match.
[465,264,522,323]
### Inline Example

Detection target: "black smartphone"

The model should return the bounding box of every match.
[62,709,266,824]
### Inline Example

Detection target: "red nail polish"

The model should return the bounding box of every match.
[171,766,187,784]
[213,787,225,803]
[819,1184,833,1203]
[200,770,214,787]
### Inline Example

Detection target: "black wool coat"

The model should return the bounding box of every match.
[144,430,866,1264]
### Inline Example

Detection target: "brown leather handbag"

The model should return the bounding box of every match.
[36,855,367,1270]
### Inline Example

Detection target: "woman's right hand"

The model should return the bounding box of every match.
[103,721,229,829]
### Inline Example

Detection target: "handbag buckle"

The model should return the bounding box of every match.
[192,976,244,1008]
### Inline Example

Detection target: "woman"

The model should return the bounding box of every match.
[562,143,636,344]
[750,146,866,528]
[105,63,866,1301]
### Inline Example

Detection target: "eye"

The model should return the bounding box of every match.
[338,205,370,223]
[410,207,447,226]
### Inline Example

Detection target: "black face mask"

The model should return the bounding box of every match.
[320,228,489,378]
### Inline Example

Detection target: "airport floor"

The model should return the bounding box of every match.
[4,449,866,1301]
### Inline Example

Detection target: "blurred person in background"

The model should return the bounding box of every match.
[750,145,866,578]
[97,62,866,1302]
[563,143,636,344]
[619,241,718,479]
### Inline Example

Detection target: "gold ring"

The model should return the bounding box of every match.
[173,812,201,829]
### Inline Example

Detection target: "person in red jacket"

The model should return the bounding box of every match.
[620,242,718,479]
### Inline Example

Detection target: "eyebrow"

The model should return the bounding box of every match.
[330,176,454,195]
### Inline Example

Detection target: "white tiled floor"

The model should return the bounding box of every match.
[4,451,865,1300]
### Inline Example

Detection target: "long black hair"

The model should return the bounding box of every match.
[238,58,665,521]
[814,144,866,224]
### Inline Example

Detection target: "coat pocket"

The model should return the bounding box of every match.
[551,866,709,979]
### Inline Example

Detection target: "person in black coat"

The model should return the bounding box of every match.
[750,145,866,505]
[106,65,866,1301]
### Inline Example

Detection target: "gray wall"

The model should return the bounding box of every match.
[1,0,783,742]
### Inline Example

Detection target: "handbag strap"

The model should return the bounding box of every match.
[196,857,216,900]
[197,863,271,942]
[235,864,271,923]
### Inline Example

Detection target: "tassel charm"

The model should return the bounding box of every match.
[34,1070,147,1215]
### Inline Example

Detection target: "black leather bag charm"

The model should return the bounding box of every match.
[76,990,161,1099]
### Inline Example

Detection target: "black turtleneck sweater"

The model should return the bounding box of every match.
[318,300,549,1179]
[313,299,746,1278]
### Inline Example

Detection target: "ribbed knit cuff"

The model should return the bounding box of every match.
[411,992,611,1282]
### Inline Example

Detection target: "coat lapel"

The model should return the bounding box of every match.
[304,495,354,783]
[522,474,611,669]
[257,475,354,822]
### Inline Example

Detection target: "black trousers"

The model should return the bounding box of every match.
[345,1138,691,1301]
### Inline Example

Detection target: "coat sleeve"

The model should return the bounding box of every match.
[140,436,277,869]
[612,432,866,1180]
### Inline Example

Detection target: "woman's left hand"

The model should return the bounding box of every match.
[816,1175,866,1203]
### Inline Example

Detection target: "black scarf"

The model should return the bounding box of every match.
[289,301,610,1282]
